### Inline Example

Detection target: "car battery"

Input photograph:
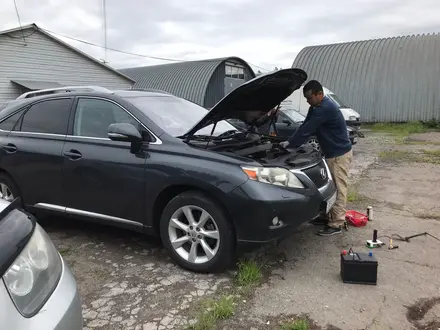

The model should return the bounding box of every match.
[340,250,378,285]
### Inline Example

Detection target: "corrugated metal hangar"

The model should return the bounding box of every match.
[293,33,440,122]
[120,57,255,108]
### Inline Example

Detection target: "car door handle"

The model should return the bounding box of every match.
[3,144,17,154]
[63,149,82,160]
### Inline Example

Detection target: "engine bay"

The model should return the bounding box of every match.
[186,130,322,169]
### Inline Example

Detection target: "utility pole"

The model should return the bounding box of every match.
[102,0,108,63]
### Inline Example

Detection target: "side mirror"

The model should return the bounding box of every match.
[282,119,292,126]
[108,123,142,143]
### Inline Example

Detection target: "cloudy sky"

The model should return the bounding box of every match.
[1,0,440,72]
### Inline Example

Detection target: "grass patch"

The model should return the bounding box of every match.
[280,318,310,330]
[399,139,440,146]
[189,295,236,330]
[370,121,429,136]
[347,189,360,203]
[58,247,71,255]
[378,150,411,162]
[235,259,262,288]
[189,259,262,329]
[421,149,440,157]
[378,149,440,164]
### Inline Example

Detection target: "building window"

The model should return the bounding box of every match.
[225,64,245,79]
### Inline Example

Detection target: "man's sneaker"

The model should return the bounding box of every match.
[317,225,342,236]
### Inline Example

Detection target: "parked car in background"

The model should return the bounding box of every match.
[281,85,361,131]
[0,198,82,329]
[228,106,358,153]
[0,68,336,273]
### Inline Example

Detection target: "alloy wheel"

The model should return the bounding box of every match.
[0,183,14,202]
[307,138,320,152]
[168,205,220,264]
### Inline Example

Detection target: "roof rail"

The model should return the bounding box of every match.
[16,85,113,100]
[128,88,172,95]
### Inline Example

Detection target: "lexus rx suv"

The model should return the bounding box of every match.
[0,69,336,273]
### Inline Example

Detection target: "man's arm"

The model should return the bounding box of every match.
[285,107,328,148]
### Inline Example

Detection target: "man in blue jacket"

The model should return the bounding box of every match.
[280,80,353,236]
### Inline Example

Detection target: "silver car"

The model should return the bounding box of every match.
[0,198,82,329]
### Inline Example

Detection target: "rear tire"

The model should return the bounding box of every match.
[0,172,21,205]
[159,191,235,273]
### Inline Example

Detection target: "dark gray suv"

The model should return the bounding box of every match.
[0,69,336,273]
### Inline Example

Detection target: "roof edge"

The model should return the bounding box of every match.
[0,23,136,83]
[298,32,440,51]
[119,56,256,77]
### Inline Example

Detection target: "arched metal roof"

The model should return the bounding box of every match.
[119,57,254,106]
[292,34,440,122]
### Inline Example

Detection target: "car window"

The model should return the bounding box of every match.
[0,109,25,131]
[124,95,238,137]
[276,113,288,124]
[73,98,140,138]
[21,99,72,135]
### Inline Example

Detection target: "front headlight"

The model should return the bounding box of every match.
[349,116,356,121]
[241,166,304,188]
[2,213,62,317]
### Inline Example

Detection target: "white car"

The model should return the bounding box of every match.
[281,86,361,130]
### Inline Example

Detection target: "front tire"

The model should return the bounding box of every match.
[159,191,235,273]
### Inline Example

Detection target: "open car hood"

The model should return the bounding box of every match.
[183,68,307,137]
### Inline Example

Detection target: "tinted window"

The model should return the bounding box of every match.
[21,99,72,134]
[0,110,24,131]
[74,98,140,138]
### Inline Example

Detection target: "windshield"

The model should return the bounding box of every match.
[125,95,239,137]
[327,93,348,108]
[281,109,305,122]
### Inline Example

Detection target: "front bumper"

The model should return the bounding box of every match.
[346,119,361,130]
[0,257,83,330]
[226,161,336,244]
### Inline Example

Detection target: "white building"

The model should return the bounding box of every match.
[0,23,134,104]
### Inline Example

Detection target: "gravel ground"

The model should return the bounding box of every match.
[42,130,440,329]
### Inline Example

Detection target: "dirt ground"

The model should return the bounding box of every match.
[42,130,440,330]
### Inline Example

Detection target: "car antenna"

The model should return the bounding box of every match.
[205,121,218,149]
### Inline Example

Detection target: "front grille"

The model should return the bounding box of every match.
[302,161,328,188]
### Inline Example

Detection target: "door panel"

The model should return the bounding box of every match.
[224,77,245,95]
[62,97,147,224]
[0,98,73,207]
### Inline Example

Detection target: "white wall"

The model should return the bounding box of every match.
[0,29,133,103]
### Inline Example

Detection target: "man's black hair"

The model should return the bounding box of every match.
[303,80,323,95]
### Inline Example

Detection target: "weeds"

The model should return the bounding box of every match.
[189,295,236,330]
[58,247,71,255]
[235,259,262,288]
[347,190,360,203]
[189,259,262,329]
[280,318,310,330]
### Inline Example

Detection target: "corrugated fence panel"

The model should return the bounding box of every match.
[292,33,440,122]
